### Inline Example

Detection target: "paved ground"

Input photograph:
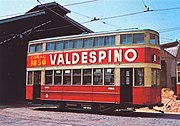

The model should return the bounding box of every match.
[0,105,180,126]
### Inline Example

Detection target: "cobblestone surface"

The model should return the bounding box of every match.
[0,106,180,126]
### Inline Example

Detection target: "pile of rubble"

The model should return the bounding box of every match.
[161,88,180,112]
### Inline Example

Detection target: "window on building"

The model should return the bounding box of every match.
[54,70,62,85]
[104,68,114,85]
[73,69,81,85]
[83,69,92,85]
[27,71,32,85]
[46,42,55,51]
[64,40,73,49]
[56,41,64,50]
[152,69,157,86]
[178,70,180,83]
[74,39,83,48]
[135,68,144,86]
[94,37,104,47]
[105,36,115,46]
[150,34,156,45]
[34,71,41,85]
[93,68,103,85]
[63,70,71,85]
[29,45,35,53]
[84,38,93,48]
[45,70,53,85]
[36,44,43,52]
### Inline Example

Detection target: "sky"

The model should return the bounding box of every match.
[0,0,180,44]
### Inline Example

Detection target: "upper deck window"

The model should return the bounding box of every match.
[150,34,156,45]
[84,38,93,48]
[105,36,115,46]
[133,33,144,44]
[56,41,63,50]
[65,40,73,49]
[29,45,35,53]
[94,37,105,47]
[46,42,55,51]
[74,39,83,48]
[120,33,144,44]
[29,44,42,53]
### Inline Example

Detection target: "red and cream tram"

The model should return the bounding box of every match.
[26,29,162,110]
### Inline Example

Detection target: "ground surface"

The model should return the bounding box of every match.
[0,105,180,126]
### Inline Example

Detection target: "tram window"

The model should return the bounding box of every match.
[36,44,43,52]
[152,69,157,86]
[46,42,55,51]
[34,71,41,85]
[135,68,144,86]
[74,39,83,48]
[45,70,53,85]
[29,45,35,53]
[133,33,144,44]
[27,71,32,85]
[104,68,114,85]
[93,68,103,85]
[150,34,156,45]
[94,37,105,47]
[120,34,133,44]
[54,70,62,85]
[73,69,81,85]
[56,41,64,50]
[83,69,92,85]
[64,40,73,49]
[105,36,115,46]
[63,70,71,85]
[84,38,93,48]
[178,71,180,83]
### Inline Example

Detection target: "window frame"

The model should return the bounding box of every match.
[134,68,144,86]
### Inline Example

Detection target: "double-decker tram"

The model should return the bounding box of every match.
[26,29,162,111]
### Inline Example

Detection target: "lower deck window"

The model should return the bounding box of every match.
[152,69,157,86]
[34,71,41,85]
[27,71,32,85]
[54,70,62,85]
[93,68,103,85]
[45,70,53,85]
[135,68,144,86]
[83,69,92,85]
[63,70,71,85]
[73,69,81,85]
[104,68,114,85]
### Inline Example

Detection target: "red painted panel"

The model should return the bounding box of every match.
[26,85,33,100]
[40,85,120,103]
[177,85,180,99]
[133,87,161,105]
[145,48,160,64]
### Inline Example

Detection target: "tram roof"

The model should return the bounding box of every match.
[30,29,159,43]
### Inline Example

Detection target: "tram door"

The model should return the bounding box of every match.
[33,71,41,101]
[120,68,133,105]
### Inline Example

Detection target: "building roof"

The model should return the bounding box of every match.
[161,41,180,57]
[0,2,93,43]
